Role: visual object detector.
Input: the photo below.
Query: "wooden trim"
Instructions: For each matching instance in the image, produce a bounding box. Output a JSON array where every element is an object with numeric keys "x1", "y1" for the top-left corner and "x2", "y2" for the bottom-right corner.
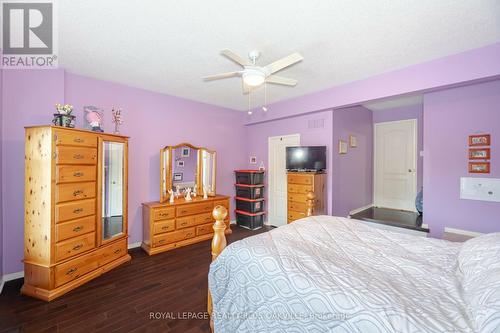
[{"x1": 25, "y1": 125, "x2": 129, "y2": 139}]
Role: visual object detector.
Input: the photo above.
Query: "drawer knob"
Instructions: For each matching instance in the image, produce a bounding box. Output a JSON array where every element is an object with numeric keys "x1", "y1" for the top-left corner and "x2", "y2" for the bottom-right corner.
[
  {"x1": 73, "y1": 244, "x2": 83, "y2": 251},
  {"x1": 73, "y1": 208, "x2": 83, "y2": 214},
  {"x1": 205, "y1": 217, "x2": 211, "y2": 222},
  {"x1": 181, "y1": 222, "x2": 187, "y2": 226},
  {"x1": 73, "y1": 190, "x2": 83, "y2": 196},
  {"x1": 158, "y1": 239, "x2": 166, "y2": 244},
  {"x1": 66, "y1": 267, "x2": 78, "y2": 275},
  {"x1": 73, "y1": 226, "x2": 83, "y2": 232},
  {"x1": 161, "y1": 226, "x2": 168, "y2": 230},
  {"x1": 114, "y1": 249, "x2": 121, "y2": 254},
  {"x1": 73, "y1": 137, "x2": 84, "y2": 143},
  {"x1": 186, "y1": 233, "x2": 193, "y2": 237},
  {"x1": 73, "y1": 172, "x2": 84, "y2": 177},
  {"x1": 160, "y1": 213, "x2": 167, "y2": 217},
  {"x1": 73, "y1": 154, "x2": 84, "y2": 159},
  {"x1": 180, "y1": 210, "x2": 187, "y2": 214}
]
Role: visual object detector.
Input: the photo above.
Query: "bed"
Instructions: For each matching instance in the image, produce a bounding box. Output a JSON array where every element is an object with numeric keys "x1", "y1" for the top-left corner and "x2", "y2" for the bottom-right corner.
[{"x1": 207, "y1": 203, "x2": 500, "y2": 332}]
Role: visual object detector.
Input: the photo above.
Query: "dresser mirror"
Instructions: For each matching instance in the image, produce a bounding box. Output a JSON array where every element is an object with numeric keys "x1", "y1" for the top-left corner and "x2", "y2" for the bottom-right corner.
[
  {"x1": 160, "y1": 143, "x2": 216, "y2": 203},
  {"x1": 102, "y1": 141, "x2": 125, "y2": 240}
]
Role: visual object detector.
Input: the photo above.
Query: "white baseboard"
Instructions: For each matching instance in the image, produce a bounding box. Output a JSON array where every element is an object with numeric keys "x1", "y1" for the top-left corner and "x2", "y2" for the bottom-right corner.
[
  {"x1": 0, "y1": 270, "x2": 24, "y2": 294},
  {"x1": 230, "y1": 219, "x2": 236, "y2": 225},
  {"x1": 348, "y1": 204, "x2": 373, "y2": 217},
  {"x1": 128, "y1": 242, "x2": 142, "y2": 249},
  {"x1": 444, "y1": 227, "x2": 483, "y2": 237}
]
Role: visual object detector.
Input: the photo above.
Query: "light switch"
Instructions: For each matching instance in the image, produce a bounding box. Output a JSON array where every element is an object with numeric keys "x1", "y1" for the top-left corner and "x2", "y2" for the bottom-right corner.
[{"x1": 460, "y1": 177, "x2": 500, "y2": 202}]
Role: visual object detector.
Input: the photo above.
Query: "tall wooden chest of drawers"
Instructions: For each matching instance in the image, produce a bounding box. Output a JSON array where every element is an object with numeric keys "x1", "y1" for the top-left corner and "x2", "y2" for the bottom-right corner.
[
  {"x1": 142, "y1": 195, "x2": 231, "y2": 255},
  {"x1": 287, "y1": 172, "x2": 326, "y2": 223},
  {"x1": 22, "y1": 126, "x2": 131, "y2": 301}
]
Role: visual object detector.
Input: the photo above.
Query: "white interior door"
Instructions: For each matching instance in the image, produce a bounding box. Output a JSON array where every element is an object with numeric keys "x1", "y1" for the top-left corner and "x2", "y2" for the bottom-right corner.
[
  {"x1": 374, "y1": 119, "x2": 417, "y2": 211},
  {"x1": 268, "y1": 134, "x2": 300, "y2": 227}
]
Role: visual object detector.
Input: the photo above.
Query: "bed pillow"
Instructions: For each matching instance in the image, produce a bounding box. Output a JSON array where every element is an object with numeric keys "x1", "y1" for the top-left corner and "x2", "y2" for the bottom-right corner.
[{"x1": 458, "y1": 232, "x2": 500, "y2": 333}]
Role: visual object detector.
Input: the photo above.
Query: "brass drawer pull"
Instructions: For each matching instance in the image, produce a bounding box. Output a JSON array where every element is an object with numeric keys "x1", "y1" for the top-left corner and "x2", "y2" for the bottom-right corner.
[
  {"x1": 73, "y1": 244, "x2": 83, "y2": 251},
  {"x1": 161, "y1": 226, "x2": 168, "y2": 230},
  {"x1": 73, "y1": 154, "x2": 84, "y2": 159},
  {"x1": 204, "y1": 217, "x2": 211, "y2": 222},
  {"x1": 186, "y1": 233, "x2": 194, "y2": 237},
  {"x1": 66, "y1": 267, "x2": 78, "y2": 275},
  {"x1": 73, "y1": 208, "x2": 83, "y2": 214},
  {"x1": 73, "y1": 226, "x2": 83, "y2": 232},
  {"x1": 73, "y1": 172, "x2": 84, "y2": 177},
  {"x1": 159, "y1": 213, "x2": 168, "y2": 217},
  {"x1": 158, "y1": 239, "x2": 166, "y2": 244},
  {"x1": 181, "y1": 222, "x2": 187, "y2": 226},
  {"x1": 73, "y1": 137, "x2": 84, "y2": 143},
  {"x1": 73, "y1": 190, "x2": 83, "y2": 196},
  {"x1": 180, "y1": 210, "x2": 188, "y2": 214},
  {"x1": 114, "y1": 249, "x2": 121, "y2": 254}
]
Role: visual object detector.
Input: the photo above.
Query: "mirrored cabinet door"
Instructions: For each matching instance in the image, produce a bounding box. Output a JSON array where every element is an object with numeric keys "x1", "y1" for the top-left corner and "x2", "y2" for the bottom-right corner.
[{"x1": 101, "y1": 140, "x2": 125, "y2": 241}]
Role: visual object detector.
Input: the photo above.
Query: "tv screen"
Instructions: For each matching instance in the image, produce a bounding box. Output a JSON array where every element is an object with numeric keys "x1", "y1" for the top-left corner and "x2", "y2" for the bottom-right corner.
[{"x1": 286, "y1": 146, "x2": 326, "y2": 171}]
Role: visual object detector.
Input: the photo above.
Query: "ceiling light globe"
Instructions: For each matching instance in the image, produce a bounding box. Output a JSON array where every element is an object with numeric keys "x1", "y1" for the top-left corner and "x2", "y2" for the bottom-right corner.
[{"x1": 243, "y1": 71, "x2": 265, "y2": 87}]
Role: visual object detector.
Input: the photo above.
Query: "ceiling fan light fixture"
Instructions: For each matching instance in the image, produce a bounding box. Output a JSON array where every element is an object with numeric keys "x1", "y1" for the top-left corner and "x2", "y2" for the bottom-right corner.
[{"x1": 243, "y1": 70, "x2": 266, "y2": 87}]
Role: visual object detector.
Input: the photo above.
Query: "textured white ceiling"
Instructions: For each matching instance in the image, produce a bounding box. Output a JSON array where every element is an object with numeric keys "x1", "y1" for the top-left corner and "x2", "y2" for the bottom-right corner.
[
  {"x1": 363, "y1": 95, "x2": 423, "y2": 111},
  {"x1": 58, "y1": 0, "x2": 500, "y2": 111}
]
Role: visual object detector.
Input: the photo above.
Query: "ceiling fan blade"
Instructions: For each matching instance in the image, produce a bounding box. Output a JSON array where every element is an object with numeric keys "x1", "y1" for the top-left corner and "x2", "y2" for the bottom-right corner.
[
  {"x1": 265, "y1": 52, "x2": 303, "y2": 74},
  {"x1": 266, "y1": 75, "x2": 298, "y2": 86},
  {"x1": 203, "y1": 71, "x2": 241, "y2": 81},
  {"x1": 221, "y1": 49, "x2": 252, "y2": 66}
]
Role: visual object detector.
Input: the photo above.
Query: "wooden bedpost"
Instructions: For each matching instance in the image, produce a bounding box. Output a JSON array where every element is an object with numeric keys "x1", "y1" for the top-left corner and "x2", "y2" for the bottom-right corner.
[
  {"x1": 208, "y1": 205, "x2": 228, "y2": 332},
  {"x1": 306, "y1": 191, "x2": 316, "y2": 217}
]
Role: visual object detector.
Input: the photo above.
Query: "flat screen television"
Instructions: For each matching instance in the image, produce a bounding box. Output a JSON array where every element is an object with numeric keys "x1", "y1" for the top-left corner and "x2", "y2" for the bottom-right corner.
[{"x1": 286, "y1": 146, "x2": 326, "y2": 171}]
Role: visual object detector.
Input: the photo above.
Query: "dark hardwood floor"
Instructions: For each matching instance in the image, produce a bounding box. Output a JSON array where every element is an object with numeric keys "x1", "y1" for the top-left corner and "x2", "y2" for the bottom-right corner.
[{"x1": 0, "y1": 226, "x2": 270, "y2": 333}]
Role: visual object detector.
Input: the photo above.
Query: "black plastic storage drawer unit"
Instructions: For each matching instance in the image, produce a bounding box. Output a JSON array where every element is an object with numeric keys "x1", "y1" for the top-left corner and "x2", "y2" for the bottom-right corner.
[
  {"x1": 235, "y1": 184, "x2": 264, "y2": 199},
  {"x1": 234, "y1": 170, "x2": 265, "y2": 185},
  {"x1": 236, "y1": 210, "x2": 265, "y2": 230},
  {"x1": 235, "y1": 197, "x2": 265, "y2": 213}
]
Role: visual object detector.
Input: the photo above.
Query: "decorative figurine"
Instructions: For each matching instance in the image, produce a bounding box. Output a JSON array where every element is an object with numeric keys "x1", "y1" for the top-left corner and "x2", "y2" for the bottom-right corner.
[
  {"x1": 83, "y1": 106, "x2": 104, "y2": 132},
  {"x1": 111, "y1": 107, "x2": 124, "y2": 134},
  {"x1": 175, "y1": 185, "x2": 181, "y2": 198},
  {"x1": 185, "y1": 188, "x2": 192, "y2": 201},
  {"x1": 168, "y1": 189, "x2": 175, "y2": 204},
  {"x1": 203, "y1": 186, "x2": 208, "y2": 200},
  {"x1": 52, "y1": 103, "x2": 75, "y2": 128},
  {"x1": 192, "y1": 186, "x2": 197, "y2": 198}
]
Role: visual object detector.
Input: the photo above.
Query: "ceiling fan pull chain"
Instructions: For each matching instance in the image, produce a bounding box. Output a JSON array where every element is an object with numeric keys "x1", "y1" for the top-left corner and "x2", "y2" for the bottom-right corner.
[{"x1": 247, "y1": 90, "x2": 252, "y2": 115}]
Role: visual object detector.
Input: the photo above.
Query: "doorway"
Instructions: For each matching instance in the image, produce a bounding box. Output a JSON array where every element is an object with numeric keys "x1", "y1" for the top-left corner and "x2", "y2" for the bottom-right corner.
[
  {"x1": 268, "y1": 134, "x2": 300, "y2": 227},
  {"x1": 374, "y1": 119, "x2": 417, "y2": 211}
]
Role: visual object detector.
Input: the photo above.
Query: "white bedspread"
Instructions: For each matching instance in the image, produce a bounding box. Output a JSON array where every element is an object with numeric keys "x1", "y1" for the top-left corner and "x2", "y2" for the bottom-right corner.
[{"x1": 209, "y1": 216, "x2": 475, "y2": 333}]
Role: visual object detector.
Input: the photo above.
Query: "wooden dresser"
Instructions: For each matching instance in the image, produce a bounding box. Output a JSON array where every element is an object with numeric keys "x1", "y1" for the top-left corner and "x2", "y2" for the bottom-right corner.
[
  {"x1": 142, "y1": 195, "x2": 231, "y2": 255},
  {"x1": 22, "y1": 126, "x2": 131, "y2": 301},
  {"x1": 287, "y1": 172, "x2": 326, "y2": 223}
]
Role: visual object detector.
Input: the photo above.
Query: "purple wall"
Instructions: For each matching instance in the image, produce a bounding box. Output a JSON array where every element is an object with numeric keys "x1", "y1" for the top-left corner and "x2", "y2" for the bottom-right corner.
[
  {"x1": 245, "y1": 106, "x2": 374, "y2": 218},
  {"x1": 246, "y1": 42, "x2": 500, "y2": 125},
  {"x1": 0, "y1": 70, "x2": 246, "y2": 275},
  {"x1": 332, "y1": 106, "x2": 373, "y2": 216},
  {"x1": 246, "y1": 110, "x2": 334, "y2": 214},
  {"x1": 2, "y1": 70, "x2": 65, "y2": 275},
  {"x1": 423, "y1": 79, "x2": 500, "y2": 237},
  {"x1": 373, "y1": 104, "x2": 424, "y2": 189}
]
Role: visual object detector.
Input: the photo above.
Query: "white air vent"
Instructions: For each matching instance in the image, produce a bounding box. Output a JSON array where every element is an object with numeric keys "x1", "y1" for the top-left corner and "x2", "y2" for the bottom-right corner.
[{"x1": 308, "y1": 118, "x2": 325, "y2": 129}]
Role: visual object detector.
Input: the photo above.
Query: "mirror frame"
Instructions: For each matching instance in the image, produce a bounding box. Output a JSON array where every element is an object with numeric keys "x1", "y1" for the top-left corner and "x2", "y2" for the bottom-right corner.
[{"x1": 160, "y1": 143, "x2": 216, "y2": 203}]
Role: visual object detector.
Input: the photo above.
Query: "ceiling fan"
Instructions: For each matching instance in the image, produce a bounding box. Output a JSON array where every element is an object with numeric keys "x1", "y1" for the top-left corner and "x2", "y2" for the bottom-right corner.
[{"x1": 203, "y1": 50, "x2": 303, "y2": 94}]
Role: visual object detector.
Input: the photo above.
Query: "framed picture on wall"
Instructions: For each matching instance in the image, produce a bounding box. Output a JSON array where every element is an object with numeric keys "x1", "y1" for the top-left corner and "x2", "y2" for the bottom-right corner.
[
  {"x1": 181, "y1": 147, "x2": 190, "y2": 157},
  {"x1": 177, "y1": 160, "x2": 185, "y2": 167},
  {"x1": 338, "y1": 140, "x2": 348, "y2": 154},
  {"x1": 249, "y1": 156, "x2": 257, "y2": 164},
  {"x1": 469, "y1": 148, "x2": 491, "y2": 160},
  {"x1": 173, "y1": 173, "x2": 183, "y2": 181},
  {"x1": 469, "y1": 134, "x2": 491, "y2": 146},
  {"x1": 469, "y1": 162, "x2": 490, "y2": 174}
]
